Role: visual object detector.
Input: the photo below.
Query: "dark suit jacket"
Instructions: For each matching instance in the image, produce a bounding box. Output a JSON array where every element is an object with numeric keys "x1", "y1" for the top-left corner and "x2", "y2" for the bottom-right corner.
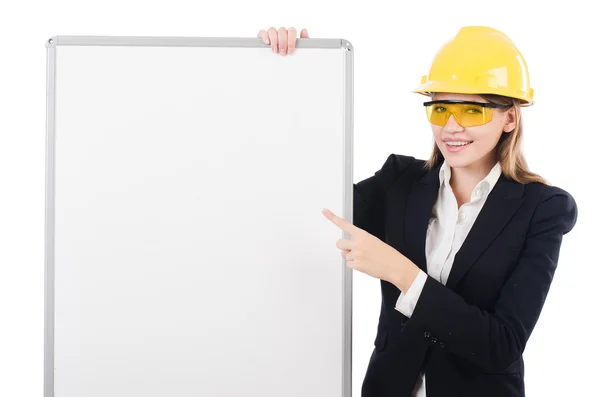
[{"x1": 353, "y1": 154, "x2": 578, "y2": 397}]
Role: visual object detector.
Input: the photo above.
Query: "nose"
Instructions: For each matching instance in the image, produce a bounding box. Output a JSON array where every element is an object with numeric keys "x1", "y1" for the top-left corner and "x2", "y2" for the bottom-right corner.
[{"x1": 443, "y1": 113, "x2": 464, "y2": 132}]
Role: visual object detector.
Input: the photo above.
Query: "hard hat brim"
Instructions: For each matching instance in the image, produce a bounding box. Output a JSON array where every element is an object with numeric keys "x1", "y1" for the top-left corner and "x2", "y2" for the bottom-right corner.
[{"x1": 412, "y1": 81, "x2": 534, "y2": 107}]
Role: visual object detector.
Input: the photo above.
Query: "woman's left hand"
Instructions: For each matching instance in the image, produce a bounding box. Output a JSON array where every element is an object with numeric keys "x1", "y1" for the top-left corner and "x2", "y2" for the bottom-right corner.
[{"x1": 321, "y1": 208, "x2": 421, "y2": 292}]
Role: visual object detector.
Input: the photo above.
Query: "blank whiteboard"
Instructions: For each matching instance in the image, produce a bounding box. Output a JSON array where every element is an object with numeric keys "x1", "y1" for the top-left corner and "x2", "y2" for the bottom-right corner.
[{"x1": 44, "y1": 36, "x2": 354, "y2": 397}]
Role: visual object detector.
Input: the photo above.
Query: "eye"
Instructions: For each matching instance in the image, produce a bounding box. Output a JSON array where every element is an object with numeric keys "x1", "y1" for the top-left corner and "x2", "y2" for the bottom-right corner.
[
  {"x1": 433, "y1": 106, "x2": 447, "y2": 113},
  {"x1": 465, "y1": 107, "x2": 482, "y2": 114}
]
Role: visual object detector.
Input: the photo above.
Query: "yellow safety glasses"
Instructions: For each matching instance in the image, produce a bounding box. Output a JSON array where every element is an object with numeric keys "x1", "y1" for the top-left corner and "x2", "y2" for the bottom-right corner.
[{"x1": 423, "y1": 100, "x2": 512, "y2": 127}]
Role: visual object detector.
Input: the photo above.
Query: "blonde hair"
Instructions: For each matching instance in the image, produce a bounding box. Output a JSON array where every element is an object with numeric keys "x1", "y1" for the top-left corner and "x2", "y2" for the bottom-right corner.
[{"x1": 423, "y1": 93, "x2": 550, "y2": 185}]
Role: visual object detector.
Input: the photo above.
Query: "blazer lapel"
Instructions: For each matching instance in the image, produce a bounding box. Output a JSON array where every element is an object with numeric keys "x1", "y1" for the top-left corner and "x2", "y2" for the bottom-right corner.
[
  {"x1": 445, "y1": 175, "x2": 525, "y2": 290},
  {"x1": 404, "y1": 164, "x2": 441, "y2": 273}
]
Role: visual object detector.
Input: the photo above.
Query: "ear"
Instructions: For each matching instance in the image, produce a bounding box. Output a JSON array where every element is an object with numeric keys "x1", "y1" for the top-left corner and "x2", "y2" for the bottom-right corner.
[{"x1": 503, "y1": 107, "x2": 517, "y2": 133}]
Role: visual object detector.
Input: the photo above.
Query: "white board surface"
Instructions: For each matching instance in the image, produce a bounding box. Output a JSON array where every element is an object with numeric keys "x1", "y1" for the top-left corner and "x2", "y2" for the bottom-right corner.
[{"x1": 45, "y1": 36, "x2": 354, "y2": 397}]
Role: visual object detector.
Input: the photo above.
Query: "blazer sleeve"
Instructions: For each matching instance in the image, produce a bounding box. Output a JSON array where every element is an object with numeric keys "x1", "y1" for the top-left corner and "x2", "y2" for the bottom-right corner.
[
  {"x1": 402, "y1": 186, "x2": 578, "y2": 373},
  {"x1": 353, "y1": 154, "x2": 414, "y2": 240}
]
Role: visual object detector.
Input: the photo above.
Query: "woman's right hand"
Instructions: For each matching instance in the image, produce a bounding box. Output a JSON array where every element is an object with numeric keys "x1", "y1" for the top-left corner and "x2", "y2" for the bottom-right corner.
[{"x1": 257, "y1": 27, "x2": 309, "y2": 56}]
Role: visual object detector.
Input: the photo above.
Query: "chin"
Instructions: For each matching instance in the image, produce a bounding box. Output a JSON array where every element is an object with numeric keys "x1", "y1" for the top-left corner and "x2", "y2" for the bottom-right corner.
[{"x1": 442, "y1": 155, "x2": 474, "y2": 169}]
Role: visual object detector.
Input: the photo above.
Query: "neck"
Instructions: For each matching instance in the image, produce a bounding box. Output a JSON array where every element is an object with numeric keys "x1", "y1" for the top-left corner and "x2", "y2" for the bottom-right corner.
[{"x1": 448, "y1": 156, "x2": 497, "y2": 193}]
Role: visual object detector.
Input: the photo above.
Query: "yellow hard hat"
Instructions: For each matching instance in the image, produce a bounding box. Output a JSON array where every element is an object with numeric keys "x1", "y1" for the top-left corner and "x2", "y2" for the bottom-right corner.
[{"x1": 413, "y1": 26, "x2": 534, "y2": 106}]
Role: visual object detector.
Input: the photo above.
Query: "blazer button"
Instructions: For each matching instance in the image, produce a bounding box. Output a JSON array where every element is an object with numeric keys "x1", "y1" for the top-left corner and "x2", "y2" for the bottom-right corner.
[
  {"x1": 439, "y1": 342, "x2": 445, "y2": 348},
  {"x1": 423, "y1": 331, "x2": 431, "y2": 338},
  {"x1": 431, "y1": 337, "x2": 438, "y2": 343}
]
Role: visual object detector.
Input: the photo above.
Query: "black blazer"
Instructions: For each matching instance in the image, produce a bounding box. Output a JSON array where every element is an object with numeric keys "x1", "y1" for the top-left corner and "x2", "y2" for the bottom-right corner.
[{"x1": 354, "y1": 154, "x2": 578, "y2": 397}]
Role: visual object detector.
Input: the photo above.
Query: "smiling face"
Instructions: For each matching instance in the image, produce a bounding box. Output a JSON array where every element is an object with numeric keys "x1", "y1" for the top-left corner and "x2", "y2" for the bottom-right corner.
[{"x1": 430, "y1": 92, "x2": 516, "y2": 171}]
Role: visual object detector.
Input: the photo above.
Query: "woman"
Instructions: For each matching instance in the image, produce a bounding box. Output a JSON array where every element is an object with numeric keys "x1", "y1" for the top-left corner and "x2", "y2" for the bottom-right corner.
[{"x1": 257, "y1": 26, "x2": 578, "y2": 397}]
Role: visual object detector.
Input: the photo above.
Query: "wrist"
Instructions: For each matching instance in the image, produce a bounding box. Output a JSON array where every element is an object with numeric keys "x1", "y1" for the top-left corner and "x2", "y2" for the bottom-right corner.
[{"x1": 393, "y1": 261, "x2": 420, "y2": 293}]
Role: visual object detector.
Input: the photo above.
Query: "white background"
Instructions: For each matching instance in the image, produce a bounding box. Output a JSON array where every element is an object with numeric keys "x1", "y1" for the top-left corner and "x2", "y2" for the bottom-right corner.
[{"x1": 1, "y1": 1, "x2": 597, "y2": 396}]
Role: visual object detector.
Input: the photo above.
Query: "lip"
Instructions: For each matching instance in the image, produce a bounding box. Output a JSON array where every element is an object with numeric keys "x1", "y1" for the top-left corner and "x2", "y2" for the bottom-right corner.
[
  {"x1": 444, "y1": 140, "x2": 472, "y2": 153},
  {"x1": 443, "y1": 138, "x2": 473, "y2": 142}
]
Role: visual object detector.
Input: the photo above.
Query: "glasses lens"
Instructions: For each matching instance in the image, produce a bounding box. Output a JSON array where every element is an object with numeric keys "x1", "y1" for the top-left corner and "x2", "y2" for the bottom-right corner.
[{"x1": 425, "y1": 103, "x2": 493, "y2": 127}]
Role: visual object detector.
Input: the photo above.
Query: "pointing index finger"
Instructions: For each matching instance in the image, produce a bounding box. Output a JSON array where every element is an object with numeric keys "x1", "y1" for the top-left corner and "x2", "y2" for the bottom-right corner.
[{"x1": 322, "y1": 208, "x2": 360, "y2": 235}]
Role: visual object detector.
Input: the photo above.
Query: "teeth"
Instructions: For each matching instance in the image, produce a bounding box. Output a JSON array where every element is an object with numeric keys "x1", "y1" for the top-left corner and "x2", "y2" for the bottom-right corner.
[{"x1": 446, "y1": 141, "x2": 471, "y2": 146}]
